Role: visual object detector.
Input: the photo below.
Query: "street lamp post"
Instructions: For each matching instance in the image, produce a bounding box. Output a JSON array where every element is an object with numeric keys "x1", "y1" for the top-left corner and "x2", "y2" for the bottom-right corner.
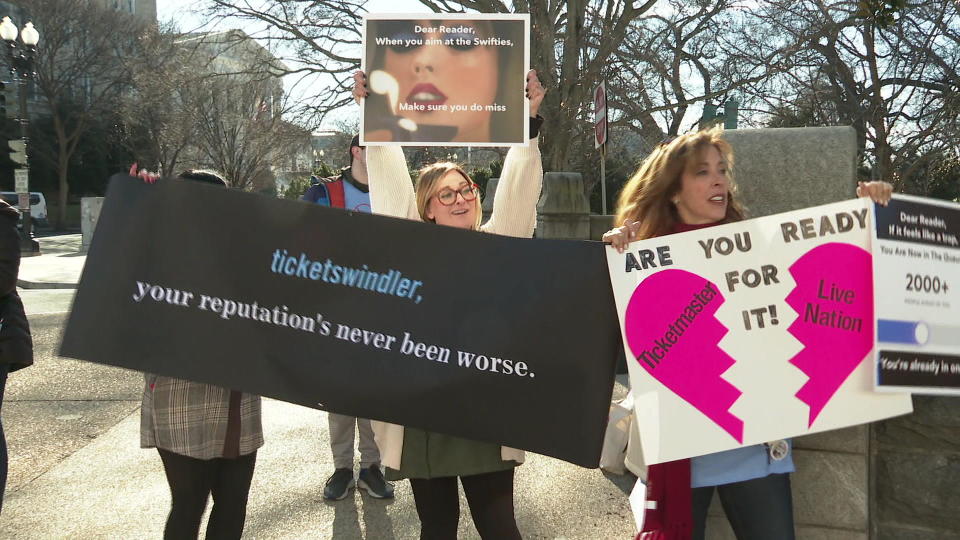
[{"x1": 0, "y1": 16, "x2": 39, "y2": 254}]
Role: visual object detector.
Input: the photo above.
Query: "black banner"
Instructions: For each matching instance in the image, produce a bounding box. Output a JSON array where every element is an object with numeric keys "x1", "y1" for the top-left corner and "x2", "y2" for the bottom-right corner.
[{"x1": 60, "y1": 175, "x2": 621, "y2": 468}]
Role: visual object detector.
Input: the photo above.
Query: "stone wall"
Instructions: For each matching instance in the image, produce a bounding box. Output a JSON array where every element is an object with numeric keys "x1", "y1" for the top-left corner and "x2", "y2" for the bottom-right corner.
[
  {"x1": 704, "y1": 427, "x2": 871, "y2": 540},
  {"x1": 871, "y1": 397, "x2": 960, "y2": 539},
  {"x1": 590, "y1": 215, "x2": 614, "y2": 241},
  {"x1": 534, "y1": 126, "x2": 862, "y2": 240},
  {"x1": 721, "y1": 126, "x2": 858, "y2": 217}
]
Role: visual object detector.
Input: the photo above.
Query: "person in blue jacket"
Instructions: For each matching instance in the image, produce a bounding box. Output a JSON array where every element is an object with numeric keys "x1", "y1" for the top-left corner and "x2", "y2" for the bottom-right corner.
[
  {"x1": 301, "y1": 135, "x2": 393, "y2": 501},
  {"x1": 302, "y1": 135, "x2": 372, "y2": 214}
]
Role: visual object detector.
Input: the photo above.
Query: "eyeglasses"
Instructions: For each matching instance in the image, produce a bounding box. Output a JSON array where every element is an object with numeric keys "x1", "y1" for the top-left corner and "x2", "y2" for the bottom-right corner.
[{"x1": 435, "y1": 183, "x2": 480, "y2": 206}]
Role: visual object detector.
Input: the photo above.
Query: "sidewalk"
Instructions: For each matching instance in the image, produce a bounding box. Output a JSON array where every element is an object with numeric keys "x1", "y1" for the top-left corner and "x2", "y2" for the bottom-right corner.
[
  {"x1": 18, "y1": 233, "x2": 85, "y2": 289},
  {"x1": 1, "y1": 399, "x2": 637, "y2": 539},
  {"x1": 5, "y1": 233, "x2": 640, "y2": 538}
]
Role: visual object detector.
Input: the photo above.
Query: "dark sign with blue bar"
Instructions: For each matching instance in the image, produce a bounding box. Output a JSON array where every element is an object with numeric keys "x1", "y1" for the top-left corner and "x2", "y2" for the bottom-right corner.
[{"x1": 873, "y1": 195, "x2": 960, "y2": 395}]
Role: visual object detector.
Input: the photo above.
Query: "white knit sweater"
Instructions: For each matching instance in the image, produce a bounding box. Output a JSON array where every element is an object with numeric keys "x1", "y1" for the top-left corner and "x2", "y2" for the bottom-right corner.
[{"x1": 367, "y1": 138, "x2": 544, "y2": 470}]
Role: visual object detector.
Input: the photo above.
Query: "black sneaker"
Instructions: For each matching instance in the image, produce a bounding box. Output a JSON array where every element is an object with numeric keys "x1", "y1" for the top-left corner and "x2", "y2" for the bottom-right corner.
[
  {"x1": 358, "y1": 465, "x2": 394, "y2": 499},
  {"x1": 323, "y1": 468, "x2": 355, "y2": 500}
]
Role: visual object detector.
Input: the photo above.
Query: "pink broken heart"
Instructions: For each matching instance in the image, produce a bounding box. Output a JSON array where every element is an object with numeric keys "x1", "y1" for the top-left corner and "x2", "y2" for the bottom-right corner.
[
  {"x1": 786, "y1": 242, "x2": 874, "y2": 427},
  {"x1": 624, "y1": 269, "x2": 744, "y2": 443}
]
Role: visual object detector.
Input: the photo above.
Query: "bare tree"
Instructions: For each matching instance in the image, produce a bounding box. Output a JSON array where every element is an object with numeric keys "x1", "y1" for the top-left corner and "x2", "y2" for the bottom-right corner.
[
  {"x1": 610, "y1": 1, "x2": 793, "y2": 148},
  {"x1": 119, "y1": 24, "x2": 315, "y2": 191},
  {"x1": 120, "y1": 24, "x2": 200, "y2": 177},
  {"x1": 856, "y1": 0, "x2": 909, "y2": 28},
  {"x1": 729, "y1": 0, "x2": 958, "y2": 189},
  {"x1": 517, "y1": 0, "x2": 658, "y2": 171},
  {"x1": 21, "y1": 0, "x2": 146, "y2": 229},
  {"x1": 183, "y1": 75, "x2": 304, "y2": 191},
  {"x1": 203, "y1": 0, "x2": 365, "y2": 122},
  {"x1": 201, "y1": 0, "x2": 659, "y2": 173},
  {"x1": 190, "y1": 0, "x2": 957, "y2": 202},
  {"x1": 881, "y1": 1, "x2": 960, "y2": 189}
]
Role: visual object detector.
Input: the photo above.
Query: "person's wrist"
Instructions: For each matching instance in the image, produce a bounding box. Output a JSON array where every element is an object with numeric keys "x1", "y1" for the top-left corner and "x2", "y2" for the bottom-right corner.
[{"x1": 529, "y1": 115, "x2": 545, "y2": 139}]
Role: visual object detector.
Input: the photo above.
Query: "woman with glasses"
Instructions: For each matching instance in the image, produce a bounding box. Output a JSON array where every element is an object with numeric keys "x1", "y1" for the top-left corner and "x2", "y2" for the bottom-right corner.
[
  {"x1": 604, "y1": 127, "x2": 892, "y2": 540},
  {"x1": 352, "y1": 69, "x2": 545, "y2": 540}
]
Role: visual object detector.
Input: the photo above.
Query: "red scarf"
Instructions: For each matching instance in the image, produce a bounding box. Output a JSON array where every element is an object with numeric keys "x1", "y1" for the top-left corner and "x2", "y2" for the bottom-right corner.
[
  {"x1": 637, "y1": 459, "x2": 692, "y2": 539},
  {"x1": 669, "y1": 222, "x2": 716, "y2": 234},
  {"x1": 636, "y1": 220, "x2": 721, "y2": 540}
]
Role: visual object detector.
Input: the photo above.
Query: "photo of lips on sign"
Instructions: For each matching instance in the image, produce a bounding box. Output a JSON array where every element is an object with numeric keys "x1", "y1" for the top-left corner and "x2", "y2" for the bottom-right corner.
[{"x1": 361, "y1": 14, "x2": 530, "y2": 147}]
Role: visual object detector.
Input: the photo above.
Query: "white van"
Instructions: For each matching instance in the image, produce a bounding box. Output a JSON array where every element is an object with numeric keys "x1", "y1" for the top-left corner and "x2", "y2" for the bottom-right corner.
[{"x1": 0, "y1": 192, "x2": 49, "y2": 228}]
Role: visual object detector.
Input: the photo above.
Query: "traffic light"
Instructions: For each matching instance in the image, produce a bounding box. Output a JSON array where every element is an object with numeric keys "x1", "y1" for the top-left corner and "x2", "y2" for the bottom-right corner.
[{"x1": 8, "y1": 139, "x2": 26, "y2": 166}]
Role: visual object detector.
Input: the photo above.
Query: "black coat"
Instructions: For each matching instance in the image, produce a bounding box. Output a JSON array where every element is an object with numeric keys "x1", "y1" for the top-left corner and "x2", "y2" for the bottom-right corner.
[{"x1": 0, "y1": 200, "x2": 31, "y2": 371}]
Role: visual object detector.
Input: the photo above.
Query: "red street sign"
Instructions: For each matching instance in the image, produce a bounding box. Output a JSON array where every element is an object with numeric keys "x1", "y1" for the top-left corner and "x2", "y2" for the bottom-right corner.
[{"x1": 594, "y1": 82, "x2": 607, "y2": 148}]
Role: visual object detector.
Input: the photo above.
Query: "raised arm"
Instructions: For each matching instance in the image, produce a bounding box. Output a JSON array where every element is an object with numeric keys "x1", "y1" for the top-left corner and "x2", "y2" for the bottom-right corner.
[
  {"x1": 367, "y1": 145, "x2": 419, "y2": 220},
  {"x1": 355, "y1": 71, "x2": 419, "y2": 220},
  {"x1": 480, "y1": 133, "x2": 543, "y2": 237},
  {"x1": 480, "y1": 70, "x2": 546, "y2": 238}
]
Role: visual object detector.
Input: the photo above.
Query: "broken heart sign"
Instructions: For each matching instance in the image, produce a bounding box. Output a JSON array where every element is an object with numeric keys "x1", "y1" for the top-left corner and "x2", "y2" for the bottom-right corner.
[
  {"x1": 624, "y1": 269, "x2": 745, "y2": 443},
  {"x1": 786, "y1": 242, "x2": 874, "y2": 426}
]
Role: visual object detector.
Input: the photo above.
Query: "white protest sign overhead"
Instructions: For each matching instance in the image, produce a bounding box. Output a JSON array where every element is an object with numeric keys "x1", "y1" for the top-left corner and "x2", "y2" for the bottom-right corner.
[{"x1": 361, "y1": 14, "x2": 530, "y2": 147}]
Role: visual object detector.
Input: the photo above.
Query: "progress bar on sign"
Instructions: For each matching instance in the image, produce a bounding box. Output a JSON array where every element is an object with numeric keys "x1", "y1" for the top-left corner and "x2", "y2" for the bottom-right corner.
[{"x1": 877, "y1": 320, "x2": 960, "y2": 347}]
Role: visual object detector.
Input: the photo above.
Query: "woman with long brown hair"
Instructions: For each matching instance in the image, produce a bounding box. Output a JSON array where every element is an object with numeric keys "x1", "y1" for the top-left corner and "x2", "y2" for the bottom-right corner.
[
  {"x1": 604, "y1": 126, "x2": 891, "y2": 540},
  {"x1": 607, "y1": 128, "x2": 745, "y2": 250}
]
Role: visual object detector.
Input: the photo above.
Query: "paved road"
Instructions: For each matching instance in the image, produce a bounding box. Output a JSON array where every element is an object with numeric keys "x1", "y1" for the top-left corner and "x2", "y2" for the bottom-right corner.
[{"x1": 0, "y1": 234, "x2": 638, "y2": 539}]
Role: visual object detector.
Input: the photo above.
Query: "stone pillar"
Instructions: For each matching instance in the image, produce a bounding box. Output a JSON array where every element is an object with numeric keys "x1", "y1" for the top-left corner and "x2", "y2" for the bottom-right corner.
[
  {"x1": 481, "y1": 177, "x2": 499, "y2": 223},
  {"x1": 704, "y1": 126, "x2": 869, "y2": 539},
  {"x1": 590, "y1": 215, "x2": 615, "y2": 241},
  {"x1": 721, "y1": 126, "x2": 857, "y2": 215},
  {"x1": 536, "y1": 172, "x2": 590, "y2": 240},
  {"x1": 81, "y1": 197, "x2": 104, "y2": 253}
]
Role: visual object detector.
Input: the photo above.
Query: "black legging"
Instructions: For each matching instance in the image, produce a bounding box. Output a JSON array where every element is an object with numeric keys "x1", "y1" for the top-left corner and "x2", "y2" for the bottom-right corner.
[
  {"x1": 157, "y1": 448, "x2": 257, "y2": 540},
  {"x1": 409, "y1": 468, "x2": 522, "y2": 540},
  {"x1": 692, "y1": 473, "x2": 795, "y2": 540}
]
